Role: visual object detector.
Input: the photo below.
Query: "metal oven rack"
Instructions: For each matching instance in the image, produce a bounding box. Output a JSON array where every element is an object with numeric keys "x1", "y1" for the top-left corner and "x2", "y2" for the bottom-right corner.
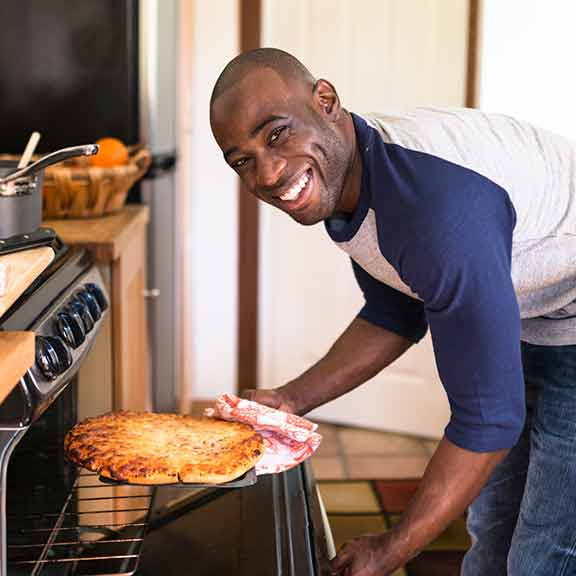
[{"x1": 7, "y1": 473, "x2": 153, "y2": 575}]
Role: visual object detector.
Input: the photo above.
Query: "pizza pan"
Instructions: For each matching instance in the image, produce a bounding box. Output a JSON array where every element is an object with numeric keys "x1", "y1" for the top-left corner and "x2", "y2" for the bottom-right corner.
[{"x1": 97, "y1": 466, "x2": 258, "y2": 488}]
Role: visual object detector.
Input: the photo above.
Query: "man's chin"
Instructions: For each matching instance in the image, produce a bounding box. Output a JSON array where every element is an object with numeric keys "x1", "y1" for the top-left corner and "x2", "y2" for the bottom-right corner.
[{"x1": 288, "y1": 209, "x2": 325, "y2": 226}]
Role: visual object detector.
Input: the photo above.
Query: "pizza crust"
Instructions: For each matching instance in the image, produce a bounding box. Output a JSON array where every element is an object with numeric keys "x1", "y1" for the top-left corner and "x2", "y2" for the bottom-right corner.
[{"x1": 64, "y1": 411, "x2": 264, "y2": 485}]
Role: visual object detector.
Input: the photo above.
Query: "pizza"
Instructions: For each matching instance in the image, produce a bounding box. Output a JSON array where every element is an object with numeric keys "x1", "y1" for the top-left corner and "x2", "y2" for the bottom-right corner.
[{"x1": 64, "y1": 411, "x2": 264, "y2": 485}]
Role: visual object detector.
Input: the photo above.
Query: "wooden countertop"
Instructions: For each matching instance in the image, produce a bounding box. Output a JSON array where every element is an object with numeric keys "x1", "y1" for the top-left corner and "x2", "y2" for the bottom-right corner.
[
  {"x1": 0, "y1": 332, "x2": 35, "y2": 405},
  {"x1": 44, "y1": 205, "x2": 150, "y2": 263},
  {"x1": 0, "y1": 247, "x2": 55, "y2": 318}
]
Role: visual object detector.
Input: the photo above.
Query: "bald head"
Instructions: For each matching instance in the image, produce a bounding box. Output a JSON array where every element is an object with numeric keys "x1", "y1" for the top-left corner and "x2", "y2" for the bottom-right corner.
[{"x1": 210, "y1": 48, "x2": 316, "y2": 108}]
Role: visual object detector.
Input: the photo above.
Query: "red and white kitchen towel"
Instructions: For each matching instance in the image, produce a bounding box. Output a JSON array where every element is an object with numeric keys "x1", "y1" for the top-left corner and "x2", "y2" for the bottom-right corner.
[{"x1": 205, "y1": 393, "x2": 322, "y2": 475}]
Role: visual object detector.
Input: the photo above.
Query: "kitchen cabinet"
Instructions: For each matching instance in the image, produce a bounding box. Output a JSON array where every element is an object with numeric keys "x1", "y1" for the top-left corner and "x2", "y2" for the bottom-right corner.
[{"x1": 44, "y1": 205, "x2": 152, "y2": 414}]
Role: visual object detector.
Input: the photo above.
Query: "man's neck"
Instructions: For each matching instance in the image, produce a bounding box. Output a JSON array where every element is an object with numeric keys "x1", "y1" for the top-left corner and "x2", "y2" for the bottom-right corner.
[{"x1": 334, "y1": 110, "x2": 362, "y2": 216}]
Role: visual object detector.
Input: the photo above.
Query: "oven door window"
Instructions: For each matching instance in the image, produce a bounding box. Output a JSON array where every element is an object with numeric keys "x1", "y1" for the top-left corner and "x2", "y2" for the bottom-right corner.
[{"x1": 6, "y1": 376, "x2": 78, "y2": 573}]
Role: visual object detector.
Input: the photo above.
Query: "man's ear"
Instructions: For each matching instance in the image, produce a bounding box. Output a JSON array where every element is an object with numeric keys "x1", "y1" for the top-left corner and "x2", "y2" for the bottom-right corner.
[{"x1": 312, "y1": 79, "x2": 341, "y2": 120}]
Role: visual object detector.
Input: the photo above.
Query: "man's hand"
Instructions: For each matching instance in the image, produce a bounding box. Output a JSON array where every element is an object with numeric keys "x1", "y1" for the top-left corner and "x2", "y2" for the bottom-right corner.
[
  {"x1": 241, "y1": 387, "x2": 298, "y2": 413},
  {"x1": 330, "y1": 533, "x2": 402, "y2": 576},
  {"x1": 329, "y1": 437, "x2": 508, "y2": 575}
]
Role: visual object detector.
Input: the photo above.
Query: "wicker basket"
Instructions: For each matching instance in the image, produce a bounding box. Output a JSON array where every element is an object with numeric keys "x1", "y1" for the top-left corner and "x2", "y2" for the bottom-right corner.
[
  {"x1": 0, "y1": 147, "x2": 151, "y2": 220},
  {"x1": 42, "y1": 147, "x2": 151, "y2": 219}
]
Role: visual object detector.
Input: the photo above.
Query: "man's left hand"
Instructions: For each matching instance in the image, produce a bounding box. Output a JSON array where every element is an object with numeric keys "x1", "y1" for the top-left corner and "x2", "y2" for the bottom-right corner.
[{"x1": 330, "y1": 533, "x2": 403, "y2": 576}]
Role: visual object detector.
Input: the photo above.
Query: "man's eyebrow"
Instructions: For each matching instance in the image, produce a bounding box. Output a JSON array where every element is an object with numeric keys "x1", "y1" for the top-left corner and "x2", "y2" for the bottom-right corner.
[
  {"x1": 250, "y1": 114, "x2": 288, "y2": 137},
  {"x1": 223, "y1": 115, "x2": 289, "y2": 161}
]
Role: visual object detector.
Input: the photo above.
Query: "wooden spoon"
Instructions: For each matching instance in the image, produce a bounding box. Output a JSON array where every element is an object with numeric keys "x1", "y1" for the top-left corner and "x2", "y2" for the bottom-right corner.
[{"x1": 18, "y1": 131, "x2": 41, "y2": 169}]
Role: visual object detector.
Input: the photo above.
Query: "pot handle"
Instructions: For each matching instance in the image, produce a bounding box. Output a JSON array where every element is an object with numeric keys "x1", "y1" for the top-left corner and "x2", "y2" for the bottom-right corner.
[{"x1": 0, "y1": 144, "x2": 99, "y2": 187}]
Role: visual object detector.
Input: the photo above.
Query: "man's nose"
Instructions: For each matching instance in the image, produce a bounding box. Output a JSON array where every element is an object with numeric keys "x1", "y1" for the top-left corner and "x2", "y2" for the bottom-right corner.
[{"x1": 256, "y1": 154, "x2": 287, "y2": 189}]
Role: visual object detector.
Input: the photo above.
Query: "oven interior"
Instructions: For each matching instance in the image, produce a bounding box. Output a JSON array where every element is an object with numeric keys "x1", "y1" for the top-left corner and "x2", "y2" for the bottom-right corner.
[{"x1": 5, "y1": 379, "x2": 153, "y2": 576}]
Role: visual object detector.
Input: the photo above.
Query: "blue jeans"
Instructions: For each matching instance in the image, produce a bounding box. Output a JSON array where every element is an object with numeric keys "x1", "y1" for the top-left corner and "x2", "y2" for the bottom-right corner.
[{"x1": 462, "y1": 342, "x2": 576, "y2": 576}]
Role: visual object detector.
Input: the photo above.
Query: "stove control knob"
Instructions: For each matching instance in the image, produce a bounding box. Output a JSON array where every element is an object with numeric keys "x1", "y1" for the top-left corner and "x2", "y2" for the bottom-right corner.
[
  {"x1": 77, "y1": 289, "x2": 102, "y2": 321},
  {"x1": 36, "y1": 336, "x2": 73, "y2": 380},
  {"x1": 56, "y1": 311, "x2": 86, "y2": 349},
  {"x1": 85, "y1": 282, "x2": 108, "y2": 311},
  {"x1": 68, "y1": 298, "x2": 95, "y2": 333}
]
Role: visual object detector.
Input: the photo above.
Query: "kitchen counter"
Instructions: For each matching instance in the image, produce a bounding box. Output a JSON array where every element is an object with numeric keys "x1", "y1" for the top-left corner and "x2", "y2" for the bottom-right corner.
[
  {"x1": 44, "y1": 204, "x2": 149, "y2": 264},
  {"x1": 0, "y1": 246, "x2": 55, "y2": 317}
]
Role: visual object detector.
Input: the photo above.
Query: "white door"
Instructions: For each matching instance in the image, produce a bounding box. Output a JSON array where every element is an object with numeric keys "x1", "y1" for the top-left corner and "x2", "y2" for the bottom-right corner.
[{"x1": 258, "y1": 0, "x2": 470, "y2": 437}]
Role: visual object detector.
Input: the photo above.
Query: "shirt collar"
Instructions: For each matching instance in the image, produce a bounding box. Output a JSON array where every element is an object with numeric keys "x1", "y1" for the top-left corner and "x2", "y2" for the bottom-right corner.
[{"x1": 324, "y1": 112, "x2": 375, "y2": 243}]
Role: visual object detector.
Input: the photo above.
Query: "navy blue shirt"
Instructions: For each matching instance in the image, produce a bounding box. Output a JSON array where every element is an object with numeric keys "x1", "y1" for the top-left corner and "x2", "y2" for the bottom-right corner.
[{"x1": 325, "y1": 112, "x2": 525, "y2": 453}]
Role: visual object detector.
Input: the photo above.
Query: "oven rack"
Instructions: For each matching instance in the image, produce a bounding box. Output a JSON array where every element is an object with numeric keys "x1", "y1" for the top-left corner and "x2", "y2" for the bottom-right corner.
[{"x1": 7, "y1": 473, "x2": 154, "y2": 575}]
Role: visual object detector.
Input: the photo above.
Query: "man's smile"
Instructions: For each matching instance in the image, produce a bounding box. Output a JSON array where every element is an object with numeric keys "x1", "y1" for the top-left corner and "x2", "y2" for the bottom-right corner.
[{"x1": 271, "y1": 167, "x2": 314, "y2": 212}]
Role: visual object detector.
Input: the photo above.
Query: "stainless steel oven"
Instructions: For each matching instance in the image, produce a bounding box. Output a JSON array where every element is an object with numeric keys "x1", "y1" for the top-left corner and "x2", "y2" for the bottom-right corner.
[{"x1": 0, "y1": 239, "x2": 153, "y2": 576}]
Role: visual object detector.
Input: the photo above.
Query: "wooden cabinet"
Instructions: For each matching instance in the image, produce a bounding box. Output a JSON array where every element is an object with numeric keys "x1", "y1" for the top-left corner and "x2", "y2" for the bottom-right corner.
[{"x1": 45, "y1": 205, "x2": 152, "y2": 414}]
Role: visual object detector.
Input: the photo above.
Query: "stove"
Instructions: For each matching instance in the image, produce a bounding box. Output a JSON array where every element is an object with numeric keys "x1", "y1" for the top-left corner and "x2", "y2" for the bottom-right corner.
[{"x1": 0, "y1": 237, "x2": 154, "y2": 576}]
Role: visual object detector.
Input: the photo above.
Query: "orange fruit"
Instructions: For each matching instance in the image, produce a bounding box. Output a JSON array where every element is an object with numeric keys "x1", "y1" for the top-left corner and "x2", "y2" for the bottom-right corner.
[{"x1": 90, "y1": 137, "x2": 129, "y2": 167}]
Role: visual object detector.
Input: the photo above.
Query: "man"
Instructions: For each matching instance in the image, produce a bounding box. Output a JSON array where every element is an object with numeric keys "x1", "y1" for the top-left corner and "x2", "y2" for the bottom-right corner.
[{"x1": 209, "y1": 48, "x2": 576, "y2": 576}]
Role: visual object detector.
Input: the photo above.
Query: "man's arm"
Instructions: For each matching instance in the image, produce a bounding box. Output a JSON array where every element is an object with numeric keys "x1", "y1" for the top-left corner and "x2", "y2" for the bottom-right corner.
[
  {"x1": 331, "y1": 437, "x2": 507, "y2": 574},
  {"x1": 244, "y1": 316, "x2": 412, "y2": 414},
  {"x1": 330, "y1": 184, "x2": 525, "y2": 574}
]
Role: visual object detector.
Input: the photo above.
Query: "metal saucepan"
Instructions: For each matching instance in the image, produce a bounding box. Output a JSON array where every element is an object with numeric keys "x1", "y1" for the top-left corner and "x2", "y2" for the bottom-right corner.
[{"x1": 0, "y1": 144, "x2": 99, "y2": 239}]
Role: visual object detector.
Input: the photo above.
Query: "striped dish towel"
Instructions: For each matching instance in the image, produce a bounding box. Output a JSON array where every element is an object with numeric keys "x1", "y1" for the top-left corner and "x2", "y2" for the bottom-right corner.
[{"x1": 205, "y1": 393, "x2": 322, "y2": 475}]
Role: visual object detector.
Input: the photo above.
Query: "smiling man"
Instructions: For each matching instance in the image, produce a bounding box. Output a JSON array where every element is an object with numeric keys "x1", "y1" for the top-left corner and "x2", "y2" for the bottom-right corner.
[
  {"x1": 211, "y1": 52, "x2": 360, "y2": 225},
  {"x1": 210, "y1": 48, "x2": 576, "y2": 576}
]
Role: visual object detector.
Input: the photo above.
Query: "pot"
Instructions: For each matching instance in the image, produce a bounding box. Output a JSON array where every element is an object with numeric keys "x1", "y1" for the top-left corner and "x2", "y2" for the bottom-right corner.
[{"x1": 0, "y1": 145, "x2": 98, "y2": 239}]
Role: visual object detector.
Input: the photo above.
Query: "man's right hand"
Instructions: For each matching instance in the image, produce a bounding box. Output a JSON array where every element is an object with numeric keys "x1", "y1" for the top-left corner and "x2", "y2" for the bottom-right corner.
[{"x1": 241, "y1": 388, "x2": 298, "y2": 414}]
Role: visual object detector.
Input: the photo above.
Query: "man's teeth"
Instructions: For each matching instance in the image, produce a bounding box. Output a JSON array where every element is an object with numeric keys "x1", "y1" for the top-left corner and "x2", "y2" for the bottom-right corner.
[{"x1": 279, "y1": 171, "x2": 309, "y2": 201}]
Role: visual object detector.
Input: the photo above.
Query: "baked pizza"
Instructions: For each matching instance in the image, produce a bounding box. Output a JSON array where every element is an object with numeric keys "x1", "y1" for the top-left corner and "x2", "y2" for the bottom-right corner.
[{"x1": 64, "y1": 411, "x2": 264, "y2": 485}]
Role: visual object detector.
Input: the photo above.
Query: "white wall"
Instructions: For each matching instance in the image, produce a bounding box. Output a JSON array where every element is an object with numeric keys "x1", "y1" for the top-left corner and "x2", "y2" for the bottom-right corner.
[
  {"x1": 181, "y1": 0, "x2": 239, "y2": 401},
  {"x1": 262, "y1": 0, "x2": 469, "y2": 112},
  {"x1": 480, "y1": 1, "x2": 576, "y2": 138}
]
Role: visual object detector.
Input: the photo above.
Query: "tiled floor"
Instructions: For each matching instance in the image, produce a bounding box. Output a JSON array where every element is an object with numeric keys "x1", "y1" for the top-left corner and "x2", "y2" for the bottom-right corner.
[
  {"x1": 318, "y1": 478, "x2": 470, "y2": 576},
  {"x1": 311, "y1": 421, "x2": 469, "y2": 576},
  {"x1": 310, "y1": 420, "x2": 438, "y2": 480}
]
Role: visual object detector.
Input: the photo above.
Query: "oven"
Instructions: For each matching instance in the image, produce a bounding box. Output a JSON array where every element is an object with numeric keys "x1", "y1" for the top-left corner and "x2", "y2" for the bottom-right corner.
[
  {"x1": 0, "y1": 237, "x2": 153, "y2": 576},
  {"x1": 0, "y1": 235, "x2": 333, "y2": 576}
]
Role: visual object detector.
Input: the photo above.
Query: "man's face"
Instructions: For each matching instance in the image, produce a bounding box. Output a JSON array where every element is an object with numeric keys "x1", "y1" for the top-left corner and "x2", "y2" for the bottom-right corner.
[{"x1": 210, "y1": 68, "x2": 352, "y2": 225}]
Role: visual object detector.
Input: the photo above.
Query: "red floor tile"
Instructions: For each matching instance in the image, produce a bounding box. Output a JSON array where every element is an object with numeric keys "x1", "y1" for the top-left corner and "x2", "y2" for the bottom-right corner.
[{"x1": 373, "y1": 478, "x2": 421, "y2": 514}]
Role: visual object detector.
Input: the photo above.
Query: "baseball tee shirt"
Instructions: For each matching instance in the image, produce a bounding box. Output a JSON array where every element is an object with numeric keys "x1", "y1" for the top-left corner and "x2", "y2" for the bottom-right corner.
[{"x1": 325, "y1": 109, "x2": 576, "y2": 452}]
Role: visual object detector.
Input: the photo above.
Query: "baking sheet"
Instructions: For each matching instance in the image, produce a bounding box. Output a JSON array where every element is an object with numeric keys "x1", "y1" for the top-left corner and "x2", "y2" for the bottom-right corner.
[{"x1": 97, "y1": 466, "x2": 257, "y2": 488}]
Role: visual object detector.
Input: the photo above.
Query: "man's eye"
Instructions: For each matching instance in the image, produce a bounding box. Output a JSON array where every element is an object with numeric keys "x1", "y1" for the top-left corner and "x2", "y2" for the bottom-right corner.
[
  {"x1": 231, "y1": 158, "x2": 248, "y2": 169},
  {"x1": 269, "y1": 126, "x2": 287, "y2": 144}
]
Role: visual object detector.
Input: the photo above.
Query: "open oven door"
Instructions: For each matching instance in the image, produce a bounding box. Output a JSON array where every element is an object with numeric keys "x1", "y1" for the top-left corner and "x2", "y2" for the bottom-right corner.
[{"x1": 137, "y1": 463, "x2": 333, "y2": 576}]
